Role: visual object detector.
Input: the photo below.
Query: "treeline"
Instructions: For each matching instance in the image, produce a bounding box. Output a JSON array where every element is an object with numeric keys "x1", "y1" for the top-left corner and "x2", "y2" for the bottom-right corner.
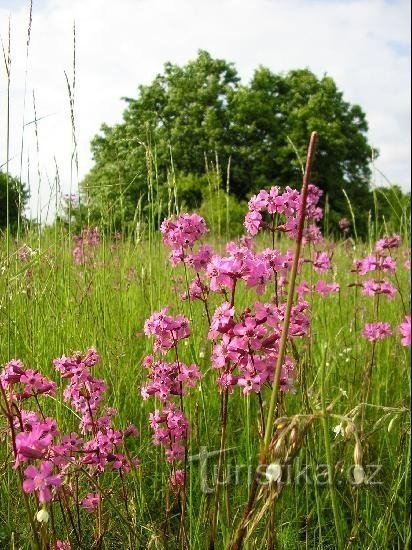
[
  {"x1": 77, "y1": 50, "x2": 407, "y2": 236},
  {"x1": 1, "y1": 51, "x2": 410, "y2": 238}
]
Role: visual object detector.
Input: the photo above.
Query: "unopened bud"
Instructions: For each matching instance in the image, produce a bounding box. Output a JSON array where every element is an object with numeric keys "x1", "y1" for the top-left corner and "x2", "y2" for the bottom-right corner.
[
  {"x1": 345, "y1": 422, "x2": 356, "y2": 437},
  {"x1": 353, "y1": 465, "x2": 365, "y2": 485},
  {"x1": 275, "y1": 417, "x2": 288, "y2": 430},
  {"x1": 265, "y1": 462, "x2": 282, "y2": 483},
  {"x1": 36, "y1": 507, "x2": 49, "y2": 523}
]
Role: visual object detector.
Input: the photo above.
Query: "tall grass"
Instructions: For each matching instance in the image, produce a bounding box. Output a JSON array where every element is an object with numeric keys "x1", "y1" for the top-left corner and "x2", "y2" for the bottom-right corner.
[{"x1": 0, "y1": 206, "x2": 410, "y2": 548}]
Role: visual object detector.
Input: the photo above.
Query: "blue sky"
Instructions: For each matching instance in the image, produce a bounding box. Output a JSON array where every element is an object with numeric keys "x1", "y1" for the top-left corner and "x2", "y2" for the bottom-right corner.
[{"x1": 0, "y1": 0, "x2": 410, "y2": 220}]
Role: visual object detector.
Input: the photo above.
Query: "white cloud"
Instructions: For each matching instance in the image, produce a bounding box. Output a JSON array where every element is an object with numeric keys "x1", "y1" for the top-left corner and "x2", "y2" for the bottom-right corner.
[{"x1": 0, "y1": 0, "x2": 410, "y2": 220}]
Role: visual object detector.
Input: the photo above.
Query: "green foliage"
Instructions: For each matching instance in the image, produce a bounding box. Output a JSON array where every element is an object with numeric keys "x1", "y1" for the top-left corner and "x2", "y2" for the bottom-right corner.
[
  {"x1": 373, "y1": 184, "x2": 411, "y2": 233},
  {"x1": 199, "y1": 190, "x2": 248, "y2": 239},
  {"x1": 0, "y1": 226, "x2": 410, "y2": 548},
  {"x1": 0, "y1": 171, "x2": 29, "y2": 232},
  {"x1": 81, "y1": 51, "x2": 377, "y2": 235},
  {"x1": 175, "y1": 173, "x2": 205, "y2": 210}
]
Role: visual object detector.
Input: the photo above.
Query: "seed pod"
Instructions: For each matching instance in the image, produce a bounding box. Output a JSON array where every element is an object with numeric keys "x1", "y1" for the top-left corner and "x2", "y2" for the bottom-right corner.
[
  {"x1": 354, "y1": 440, "x2": 363, "y2": 466},
  {"x1": 289, "y1": 426, "x2": 299, "y2": 446},
  {"x1": 387, "y1": 416, "x2": 397, "y2": 433},
  {"x1": 275, "y1": 417, "x2": 288, "y2": 430},
  {"x1": 345, "y1": 422, "x2": 356, "y2": 437},
  {"x1": 272, "y1": 436, "x2": 286, "y2": 459}
]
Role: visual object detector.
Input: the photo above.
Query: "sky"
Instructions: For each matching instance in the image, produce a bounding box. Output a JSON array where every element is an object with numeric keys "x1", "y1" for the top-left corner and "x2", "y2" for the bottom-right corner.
[{"x1": 0, "y1": 0, "x2": 410, "y2": 222}]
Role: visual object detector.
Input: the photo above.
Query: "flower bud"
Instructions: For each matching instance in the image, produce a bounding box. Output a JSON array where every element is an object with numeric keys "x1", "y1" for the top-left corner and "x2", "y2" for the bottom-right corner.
[
  {"x1": 353, "y1": 465, "x2": 365, "y2": 485},
  {"x1": 345, "y1": 422, "x2": 355, "y2": 437},
  {"x1": 36, "y1": 507, "x2": 49, "y2": 523},
  {"x1": 265, "y1": 462, "x2": 282, "y2": 483},
  {"x1": 274, "y1": 417, "x2": 288, "y2": 430}
]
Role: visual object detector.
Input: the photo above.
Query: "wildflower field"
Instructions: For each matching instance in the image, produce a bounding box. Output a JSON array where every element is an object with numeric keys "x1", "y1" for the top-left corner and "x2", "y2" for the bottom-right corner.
[{"x1": 0, "y1": 134, "x2": 410, "y2": 550}]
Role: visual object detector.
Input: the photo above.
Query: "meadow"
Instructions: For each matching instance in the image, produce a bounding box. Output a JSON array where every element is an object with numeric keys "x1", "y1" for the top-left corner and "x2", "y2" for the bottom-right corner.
[{"x1": 0, "y1": 138, "x2": 410, "y2": 550}]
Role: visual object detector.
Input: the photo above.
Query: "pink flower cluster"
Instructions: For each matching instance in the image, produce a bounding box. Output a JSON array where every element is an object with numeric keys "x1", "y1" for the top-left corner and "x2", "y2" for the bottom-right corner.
[
  {"x1": 361, "y1": 279, "x2": 397, "y2": 300},
  {"x1": 186, "y1": 240, "x2": 298, "y2": 301},
  {"x1": 159, "y1": 183, "x2": 324, "y2": 406},
  {"x1": 208, "y1": 300, "x2": 308, "y2": 394},
  {"x1": 244, "y1": 184, "x2": 323, "y2": 242},
  {"x1": 362, "y1": 322, "x2": 392, "y2": 342},
  {"x1": 72, "y1": 227, "x2": 101, "y2": 265},
  {"x1": 18, "y1": 245, "x2": 34, "y2": 263},
  {"x1": 160, "y1": 213, "x2": 208, "y2": 265},
  {"x1": 1, "y1": 349, "x2": 140, "y2": 511},
  {"x1": 354, "y1": 234, "x2": 406, "y2": 344},
  {"x1": 143, "y1": 311, "x2": 200, "y2": 492},
  {"x1": 144, "y1": 308, "x2": 191, "y2": 353},
  {"x1": 354, "y1": 254, "x2": 396, "y2": 275},
  {"x1": 141, "y1": 355, "x2": 201, "y2": 401},
  {"x1": 53, "y1": 349, "x2": 140, "y2": 472},
  {"x1": 297, "y1": 280, "x2": 340, "y2": 298},
  {"x1": 375, "y1": 234, "x2": 401, "y2": 252},
  {"x1": 0, "y1": 359, "x2": 57, "y2": 401},
  {"x1": 339, "y1": 218, "x2": 350, "y2": 232},
  {"x1": 399, "y1": 315, "x2": 411, "y2": 347},
  {"x1": 150, "y1": 403, "x2": 190, "y2": 463}
]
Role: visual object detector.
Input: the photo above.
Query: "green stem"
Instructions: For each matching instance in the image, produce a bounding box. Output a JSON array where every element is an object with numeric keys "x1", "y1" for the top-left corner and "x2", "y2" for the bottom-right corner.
[
  {"x1": 320, "y1": 346, "x2": 344, "y2": 549},
  {"x1": 263, "y1": 131, "x2": 318, "y2": 453}
]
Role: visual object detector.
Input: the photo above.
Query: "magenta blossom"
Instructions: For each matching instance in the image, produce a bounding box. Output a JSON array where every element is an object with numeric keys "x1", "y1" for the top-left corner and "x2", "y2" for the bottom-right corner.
[
  {"x1": 314, "y1": 280, "x2": 340, "y2": 296},
  {"x1": 398, "y1": 315, "x2": 411, "y2": 346},
  {"x1": 23, "y1": 461, "x2": 62, "y2": 503},
  {"x1": 80, "y1": 492, "x2": 101, "y2": 513},
  {"x1": 362, "y1": 322, "x2": 392, "y2": 342},
  {"x1": 375, "y1": 234, "x2": 401, "y2": 252},
  {"x1": 312, "y1": 252, "x2": 331, "y2": 273},
  {"x1": 169, "y1": 469, "x2": 186, "y2": 493}
]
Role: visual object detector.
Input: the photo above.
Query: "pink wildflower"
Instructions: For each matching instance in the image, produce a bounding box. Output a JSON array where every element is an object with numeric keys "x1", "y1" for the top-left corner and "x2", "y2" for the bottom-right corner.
[
  {"x1": 312, "y1": 252, "x2": 331, "y2": 273},
  {"x1": 23, "y1": 461, "x2": 62, "y2": 503},
  {"x1": 208, "y1": 302, "x2": 235, "y2": 339},
  {"x1": 80, "y1": 493, "x2": 101, "y2": 513},
  {"x1": 375, "y1": 234, "x2": 401, "y2": 252},
  {"x1": 361, "y1": 279, "x2": 397, "y2": 299},
  {"x1": 169, "y1": 469, "x2": 186, "y2": 493},
  {"x1": 314, "y1": 280, "x2": 340, "y2": 296},
  {"x1": 160, "y1": 213, "x2": 208, "y2": 250},
  {"x1": 398, "y1": 315, "x2": 411, "y2": 346},
  {"x1": 18, "y1": 245, "x2": 34, "y2": 263},
  {"x1": 362, "y1": 322, "x2": 392, "y2": 342},
  {"x1": 339, "y1": 218, "x2": 350, "y2": 231}
]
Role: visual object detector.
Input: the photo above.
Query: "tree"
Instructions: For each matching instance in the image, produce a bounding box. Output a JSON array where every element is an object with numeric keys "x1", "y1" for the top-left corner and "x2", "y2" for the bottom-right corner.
[
  {"x1": 81, "y1": 51, "x2": 375, "y2": 234},
  {"x1": 228, "y1": 68, "x2": 375, "y2": 225},
  {"x1": 0, "y1": 171, "x2": 29, "y2": 231}
]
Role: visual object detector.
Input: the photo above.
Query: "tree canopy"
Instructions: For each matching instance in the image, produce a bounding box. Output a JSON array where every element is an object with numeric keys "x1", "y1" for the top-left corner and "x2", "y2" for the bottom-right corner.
[
  {"x1": 81, "y1": 50, "x2": 377, "y2": 233},
  {"x1": 0, "y1": 171, "x2": 29, "y2": 232}
]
